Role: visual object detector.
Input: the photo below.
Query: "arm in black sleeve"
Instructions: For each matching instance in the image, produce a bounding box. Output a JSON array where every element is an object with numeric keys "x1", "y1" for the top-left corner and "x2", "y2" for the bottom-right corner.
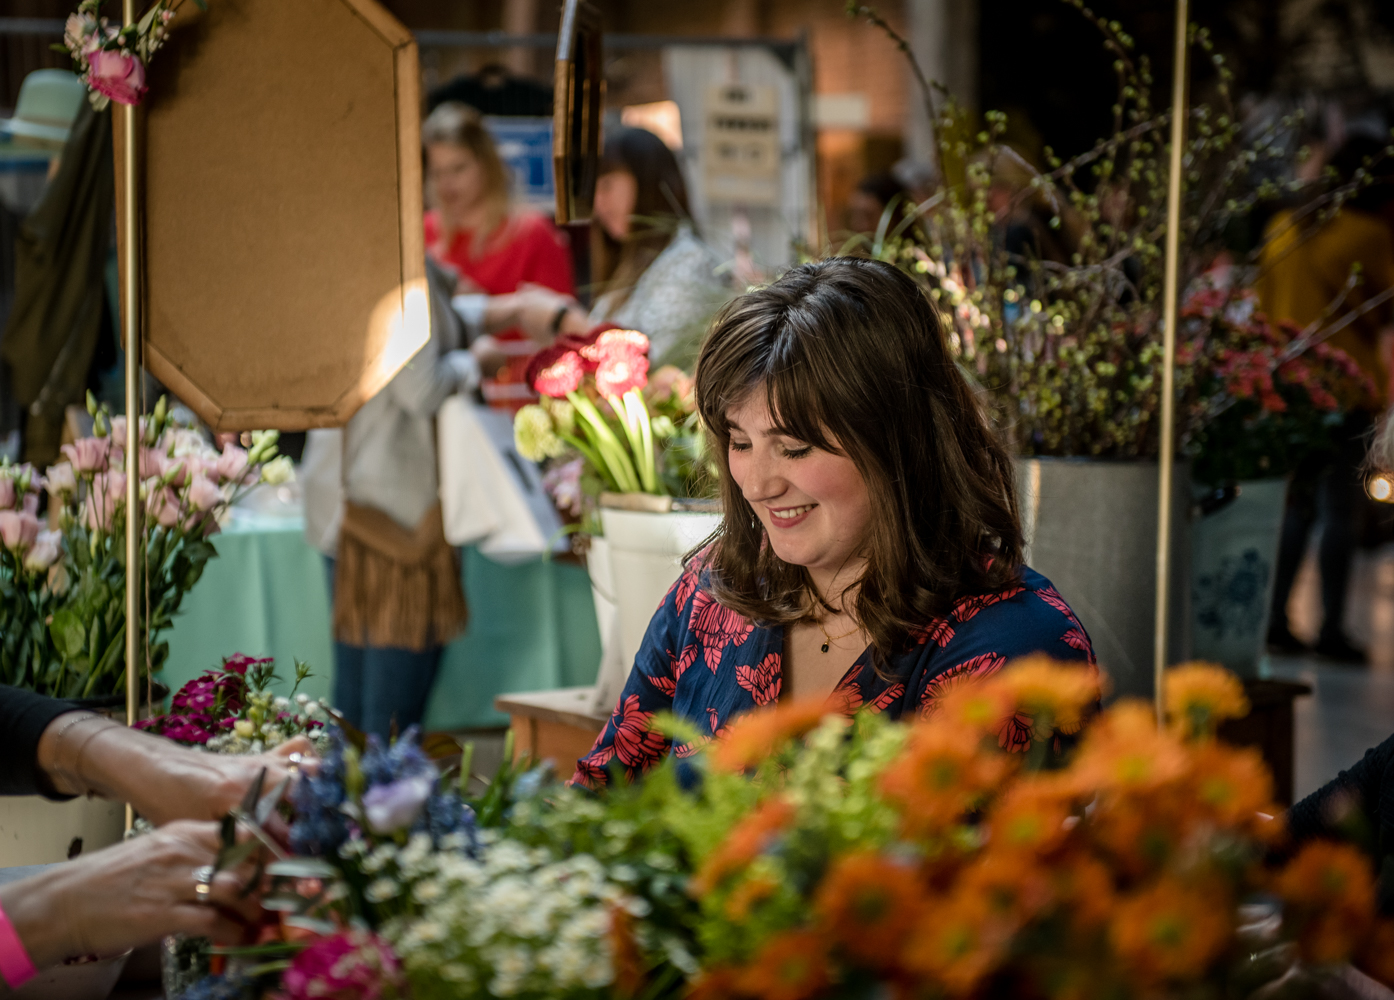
[
  {"x1": 0, "y1": 685, "x2": 80, "y2": 798},
  {"x1": 1288, "y1": 732, "x2": 1394, "y2": 850}
]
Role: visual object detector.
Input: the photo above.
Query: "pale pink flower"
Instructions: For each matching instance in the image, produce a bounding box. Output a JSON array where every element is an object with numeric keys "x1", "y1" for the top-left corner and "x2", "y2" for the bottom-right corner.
[
  {"x1": 22, "y1": 493, "x2": 37, "y2": 517},
  {"x1": 147, "y1": 486, "x2": 182, "y2": 528},
  {"x1": 23, "y1": 531, "x2": 61, "y2": 572},
  {"x1": 61, "y1": 437, "x2": 113, "y2": 474},
  {"x1": 139, "y1": 447, "x2": 168, "y2": 480},
  {"x1": 187, "y1": 475, "x2": 223, "y2": 512},
  {"x1": 0, "y1": 478, "x2": 14, "y2": 511},
  {"x1": 214, "y1": 443, "x2": 253, "y2": 485},
  {"x1": 87, "y1": 49, "x2": 147, "y2": 107},
  {"x1": 0, "y1": 510, "x2": 41, "y2": 552},
  {"x1": 45, "y1": 463, "x2": 77, "y2": 497},
  {"x1": 85, "y1": 472, "x2": 126, "y2": 532}
]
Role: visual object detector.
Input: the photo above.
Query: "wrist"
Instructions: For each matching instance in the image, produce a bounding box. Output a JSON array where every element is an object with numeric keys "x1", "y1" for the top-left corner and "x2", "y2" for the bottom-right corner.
[
  {"x1": 37, "y1": 713, "x2": 114, "y2": 798},
  {"x1": 0, "y1": 869, "x2": 70, "y2": 972}
]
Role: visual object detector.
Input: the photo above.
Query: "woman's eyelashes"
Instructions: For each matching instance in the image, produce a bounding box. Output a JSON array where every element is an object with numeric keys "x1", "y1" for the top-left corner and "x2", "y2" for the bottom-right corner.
[{"x1": 728, "y1": 439, "x2": 813, "y2": 459}]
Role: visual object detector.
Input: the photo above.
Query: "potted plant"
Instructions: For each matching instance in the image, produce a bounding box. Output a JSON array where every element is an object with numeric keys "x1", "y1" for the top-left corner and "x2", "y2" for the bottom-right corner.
[
  {"x1": 514, "y1": 327, "x2": 719, "y2": 712},
  {"x1": 848, "y1": 2, "x2": 1378, "y2": 694},
  {"x1": 1182, "y1": 282, "x2": 1371, "y2": 674},
  {"x1": 0, "y1": 394, "x2": 290, "y2": 866}
]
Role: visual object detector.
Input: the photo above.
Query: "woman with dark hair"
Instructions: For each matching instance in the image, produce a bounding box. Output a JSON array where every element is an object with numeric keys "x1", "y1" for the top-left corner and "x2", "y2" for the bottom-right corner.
[
  {"x1": 551, "y1": 126, "x2": 731, "y2": 368},
  {"x1": 573, "y1": 257, "x2": 1094, "y2": 787}
]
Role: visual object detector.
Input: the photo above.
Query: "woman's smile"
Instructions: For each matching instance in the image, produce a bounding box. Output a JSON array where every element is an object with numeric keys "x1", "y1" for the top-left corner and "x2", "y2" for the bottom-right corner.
[{"x1": 767, "y1": 503, "x2": 817, "y2": 527}]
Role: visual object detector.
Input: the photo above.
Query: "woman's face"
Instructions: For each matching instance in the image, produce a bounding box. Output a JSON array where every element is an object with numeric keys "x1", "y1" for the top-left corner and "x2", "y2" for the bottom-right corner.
[
  {"x1": 426, "y1": 142, "x2": 486, "y2": 222},
  {"x1": 593, "y1": 169, "x2": 638, "y2": 240},
  {"x1": 725, "y1": 392, "x2": 873, "y2": 581}
]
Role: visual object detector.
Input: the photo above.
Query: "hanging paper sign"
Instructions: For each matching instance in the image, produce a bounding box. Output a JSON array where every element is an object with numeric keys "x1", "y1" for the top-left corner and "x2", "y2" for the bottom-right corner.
[
  {"x1": 485, "y1": 117, "x2": 555, "y2": 210},
  {"x1": 703, "y1": 83, "x2": 779, "y2": 207}
]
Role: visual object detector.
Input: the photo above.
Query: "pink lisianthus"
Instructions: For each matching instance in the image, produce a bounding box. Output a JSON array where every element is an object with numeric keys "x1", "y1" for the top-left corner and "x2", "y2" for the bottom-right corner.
[
  {"x1": 214, "y1": 443, "x2": 254, "y2": 485},
  {"x1": 45, "y1": 462, "x2": 77, "y2": 497},
  {"x1": 186, "y1": 474, "x2": 223, "y2": 512},
  {"x1": 85, "y1": 471, "x2": 127, "y2": 532},
  {"x1": 147, "y1": 486, "x2": 182, "y2": 528},
  {"x1": 23, "y1": 530, "x2": 62, "y2": 572},
  {"x1": 21, "y1": 492, "x2": 37, "y2": 517},
  {"x1": 0, "y1": 510, "x2": 41, "y2": 553},
  {"x1": 0, "y1": 478, "x2": 14, "y2": 511},
  {"x1": 87, "y1": 49, "x2": 147, "y2": 107},
  {"x1": 62, "y1": 436, "x2": 116, "y2": 474},
  {"x1": 279, "y1": 930, "x2": 403, "y2": 1000}
]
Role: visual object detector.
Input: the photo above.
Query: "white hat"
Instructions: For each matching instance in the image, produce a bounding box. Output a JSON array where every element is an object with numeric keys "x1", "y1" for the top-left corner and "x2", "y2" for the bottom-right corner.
[{"x1": 0, "y1": 70, "x2": 87, "y2": 151}]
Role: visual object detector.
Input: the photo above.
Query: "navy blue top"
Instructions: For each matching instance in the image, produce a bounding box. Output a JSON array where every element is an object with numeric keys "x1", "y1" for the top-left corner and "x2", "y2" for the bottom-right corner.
[{"x1": 572, "y1": 565, "x2": 1095, "y2": 787}]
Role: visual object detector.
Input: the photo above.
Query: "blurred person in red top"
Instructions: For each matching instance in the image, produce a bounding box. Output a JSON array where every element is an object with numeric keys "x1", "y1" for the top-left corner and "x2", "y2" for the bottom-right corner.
[{"x1": 423, "y1": 102, "x2": 575, "y2": 409}]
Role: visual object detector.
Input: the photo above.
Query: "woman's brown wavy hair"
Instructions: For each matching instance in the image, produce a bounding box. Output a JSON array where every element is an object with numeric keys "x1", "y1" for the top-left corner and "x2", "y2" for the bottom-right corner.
[{"x1": 692, "y1": 257, "x2": 1024, "y2": 672}]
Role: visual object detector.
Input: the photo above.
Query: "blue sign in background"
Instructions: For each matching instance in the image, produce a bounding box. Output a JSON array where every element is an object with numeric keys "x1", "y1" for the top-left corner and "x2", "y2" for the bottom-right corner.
[{"x1": 484, "y1": 117, "x2": 555, "y2": 209}]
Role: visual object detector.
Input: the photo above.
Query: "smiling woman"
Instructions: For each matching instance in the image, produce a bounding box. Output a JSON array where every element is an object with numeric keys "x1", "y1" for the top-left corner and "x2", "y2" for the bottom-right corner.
[{"x1": 572, "y1": 258, "x2": 1097, "y2": 787}]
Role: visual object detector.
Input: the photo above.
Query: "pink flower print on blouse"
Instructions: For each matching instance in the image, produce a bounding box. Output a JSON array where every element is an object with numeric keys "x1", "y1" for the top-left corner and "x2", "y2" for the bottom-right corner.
[
  {"x1": 736, "y1": 653, "x2": 782, "y2": 706},
  {"x1": 689, "y1": 592, "x2": 755, "y2": 672},
  {"x1": 917, "y1": 652, "x2": 1008, "y2": 719},
  {"x1": 911, "y1": 617, "x2": 955, "y2": 647},
  {"x1": 951, "y1": 586, "x2": 1026, "y2": 623},
  {"x1": 608, "y1": 694, "x2": 670, "y2": 769}
]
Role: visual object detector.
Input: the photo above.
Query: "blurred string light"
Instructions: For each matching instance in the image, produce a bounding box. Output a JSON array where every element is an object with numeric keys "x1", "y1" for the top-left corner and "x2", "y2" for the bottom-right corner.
[{"x1": 1368, "y1": 474, "x2": 1394, "y2": 503}]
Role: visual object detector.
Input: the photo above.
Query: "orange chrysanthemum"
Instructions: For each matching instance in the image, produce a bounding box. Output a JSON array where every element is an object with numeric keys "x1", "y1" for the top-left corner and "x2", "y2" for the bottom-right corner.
[
  {"x1": 1070, "y1": 700, "x2": 1189, "y2": 794},
  {"x1": 933, "y1": 673, "x2": 1017, "y2": 737},
  {"x1": 994, "y1": 656, "x2": 1101, "y2": 735},
  {"x1": 901, "y1": 890, "x2": 1011, "y2": 996},
  {"x1": 685, "y1": 966, "x2": 740, "y2": 1000},
  {"x1": 1109, "y1": 877, "x2": 1232, "y2": 983},
  {"x1": 1164, "y1": 663, "x2": 1249, "y2": 739},
  {"x1": 880, "y1": 721, "x2": 1015, "y2": 836},
  {"x1": 1048, "y1": 853, "x2": 1116, "y2": 931},
  {"x1": 1187, "y1": 741, "x2": 1279, "y2": 834},
  {"x1": 735, "y1": 930, "x2": 832, "y2": 1000},
  {"x1": 1276, "y1": 840, "x2": 1376, "y2": 964},
  {"x1": 987, "y1": 774, "x2": 1077, "y2": 856},
  {"x1": 710, "y1": 699, "x2": 838, "y2": 772},
  {"x1": 691, "y1": 798, "x2": 796, "y2": 895},
  {"x1": 814, "y1": 852, "x2": 924, "y2": 966},
  {"x1": 956, "y1": 850, "x2": 1053, "y2": 924}
]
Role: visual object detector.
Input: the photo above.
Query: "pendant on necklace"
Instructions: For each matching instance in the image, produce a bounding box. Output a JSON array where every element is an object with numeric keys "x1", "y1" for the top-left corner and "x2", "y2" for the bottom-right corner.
[{"x1": 820, "y1": 641, "x2": 830, "y2": 653}]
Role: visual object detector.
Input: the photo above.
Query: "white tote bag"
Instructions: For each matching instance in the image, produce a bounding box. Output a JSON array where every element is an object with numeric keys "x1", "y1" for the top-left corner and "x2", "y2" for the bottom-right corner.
[{"x1": 437, "y1": 394, "x2": 565, "y2": 564}]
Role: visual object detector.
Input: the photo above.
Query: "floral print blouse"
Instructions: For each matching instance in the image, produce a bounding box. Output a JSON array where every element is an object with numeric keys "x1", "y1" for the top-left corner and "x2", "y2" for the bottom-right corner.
[{"x1": 571, "y1": 566, "x2": 1095, "y2": 787}]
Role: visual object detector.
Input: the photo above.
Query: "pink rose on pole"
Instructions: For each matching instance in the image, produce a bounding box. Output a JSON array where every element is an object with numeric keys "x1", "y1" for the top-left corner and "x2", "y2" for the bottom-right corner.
[
  {"x1": 87, "y1": 49, "x2": 147, "y2": 107},
  {"x1": 0, "y1": 510, "x2": 41, "y2": 553}
]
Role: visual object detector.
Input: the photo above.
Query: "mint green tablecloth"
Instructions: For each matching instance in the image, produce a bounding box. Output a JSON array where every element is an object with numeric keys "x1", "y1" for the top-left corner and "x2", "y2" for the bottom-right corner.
[{"x1": 160, "y1": 515, "x2": 602, "y2": 729}]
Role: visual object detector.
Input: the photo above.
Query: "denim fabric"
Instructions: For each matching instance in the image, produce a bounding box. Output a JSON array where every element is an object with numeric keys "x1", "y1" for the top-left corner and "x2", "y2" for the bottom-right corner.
[{"x1": 324, "y1": 557, "x2": 443, "y2": 737}]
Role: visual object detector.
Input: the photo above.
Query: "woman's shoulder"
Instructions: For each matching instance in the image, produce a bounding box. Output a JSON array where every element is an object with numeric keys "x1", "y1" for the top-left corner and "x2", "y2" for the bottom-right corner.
[{"x1": 915, "y1": 567, "x2": 1093, "y2": 664}]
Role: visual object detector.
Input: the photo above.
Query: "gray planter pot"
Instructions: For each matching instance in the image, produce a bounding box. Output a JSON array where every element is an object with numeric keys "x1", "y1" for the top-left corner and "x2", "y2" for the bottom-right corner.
[
  {"x1": 1190, "y1": 477, "x2": 1289, "y2": 677},
  {"x1": 1017, "y1": 458, "x2": 1192, "y2": 699}
]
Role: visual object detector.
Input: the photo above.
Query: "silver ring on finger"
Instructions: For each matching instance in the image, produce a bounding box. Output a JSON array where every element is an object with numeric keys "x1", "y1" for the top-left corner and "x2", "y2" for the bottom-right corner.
[
  {"x1": 192, "y1": 864, "x2": 215, "y2": 905},
  {"x1": 286, "y1": 752, "x2": 303, "y2": 775}
]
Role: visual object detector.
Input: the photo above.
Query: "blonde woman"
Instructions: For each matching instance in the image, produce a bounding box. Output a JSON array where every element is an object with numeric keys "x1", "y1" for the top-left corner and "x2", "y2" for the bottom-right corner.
[{"x1": 423, "y1": 102, "x2": 574, "y2": 408}]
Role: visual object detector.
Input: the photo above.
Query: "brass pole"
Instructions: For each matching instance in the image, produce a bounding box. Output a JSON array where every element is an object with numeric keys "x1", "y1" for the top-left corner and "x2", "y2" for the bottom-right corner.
[
  {"x1": 1154, "y1": 0, "x2": 1189, "y2": 722},
  {"x1": 121, "y1": 0, "x2": 142, "y2": 831}
]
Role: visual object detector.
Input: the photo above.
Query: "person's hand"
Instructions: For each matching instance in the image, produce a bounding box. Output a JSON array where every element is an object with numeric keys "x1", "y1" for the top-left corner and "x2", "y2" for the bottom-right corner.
[
  {"x1": 469, "y1": 335, "x2": 508, "y2": 378},
  {"x1": 491, "y1": 287, "x2": 587, "y2": 343},
  {"x1": 39, "y1": 714, "x2": 315, "y2": 827},
  {"x1": 0, "y1": 821, "x2": 263, "y2": 970}
]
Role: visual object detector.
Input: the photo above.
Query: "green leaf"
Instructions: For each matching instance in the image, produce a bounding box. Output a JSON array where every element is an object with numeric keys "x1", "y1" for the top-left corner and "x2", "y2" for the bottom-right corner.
[{"x1": 49, "y1": 609, "x2": 86, "y2": 660}]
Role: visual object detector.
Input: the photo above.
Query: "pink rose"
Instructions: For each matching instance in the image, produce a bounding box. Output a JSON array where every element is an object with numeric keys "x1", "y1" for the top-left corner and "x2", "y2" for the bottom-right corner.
[
  {"x1": 87, "y1": 49, "x2": 147, "y2": 107},
  {"x1": 214, "y1": 443, "x2": 253, "y2": 485},
  {"x1": 0, "y1": 478, "x2": 14, "y2": 511},
  {"x1": 23, "y1": 530, "x2": 61, "y2": 572},
  {"x1": 0, "y1": 510, "x2": 41, "y2": 553},
  {"x1": 187, "y1": 474, "x2": 223, "y2": 512}
]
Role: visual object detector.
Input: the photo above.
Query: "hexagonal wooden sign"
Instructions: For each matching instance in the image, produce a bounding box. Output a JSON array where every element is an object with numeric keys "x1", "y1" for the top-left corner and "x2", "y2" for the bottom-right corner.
[{"x1": 116, "y1": 0, "x2": 426, "y2": 431}]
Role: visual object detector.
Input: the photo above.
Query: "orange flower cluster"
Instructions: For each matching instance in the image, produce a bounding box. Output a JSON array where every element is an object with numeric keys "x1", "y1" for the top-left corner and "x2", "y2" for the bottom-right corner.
[
  {"x1": 686, "y1": 659, "x2": 1390, "y2": 1000},
  {"x1": 709, "y1": 698, "x2": 837, "y2": 773}
]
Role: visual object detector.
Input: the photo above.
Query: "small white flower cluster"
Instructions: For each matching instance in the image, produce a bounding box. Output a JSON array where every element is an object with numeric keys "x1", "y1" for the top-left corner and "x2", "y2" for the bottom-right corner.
[
  {"x1": 377, "y1": 834, "x2": 648, "y2": 998},
  {"x1": 203, "y1": 691, "x2": 330, "y2": 757}
]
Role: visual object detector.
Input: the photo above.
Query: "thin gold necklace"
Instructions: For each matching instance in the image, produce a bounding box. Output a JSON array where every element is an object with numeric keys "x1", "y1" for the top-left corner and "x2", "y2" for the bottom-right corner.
[{"x1": 817, "y1": 617, "x2": 862, "y2": 653}]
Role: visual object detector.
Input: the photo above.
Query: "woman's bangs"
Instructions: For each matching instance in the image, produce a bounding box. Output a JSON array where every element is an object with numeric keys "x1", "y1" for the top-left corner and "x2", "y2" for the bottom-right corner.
[{"x1": 764, "y1": 358, "x2": 839, "y2": 453}]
